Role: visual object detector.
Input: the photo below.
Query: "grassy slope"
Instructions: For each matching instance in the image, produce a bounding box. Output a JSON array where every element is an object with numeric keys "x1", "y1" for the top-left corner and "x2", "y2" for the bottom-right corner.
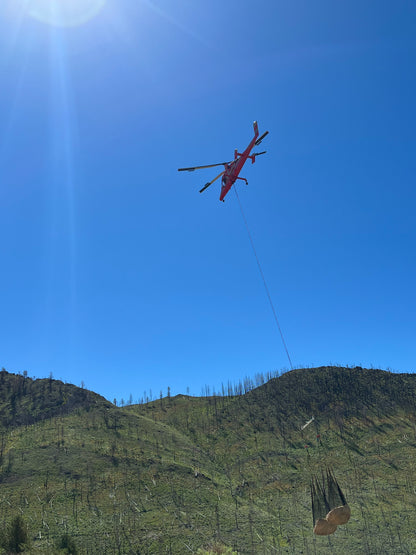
[{"x1": 0, "y1": 367, "x2": 416, "y2": 554}]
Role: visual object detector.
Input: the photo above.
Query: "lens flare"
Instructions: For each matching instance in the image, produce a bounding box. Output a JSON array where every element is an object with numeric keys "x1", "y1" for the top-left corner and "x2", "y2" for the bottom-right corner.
[{"x1": 26, "y1": 0, "x2": 106, "y2": 27}]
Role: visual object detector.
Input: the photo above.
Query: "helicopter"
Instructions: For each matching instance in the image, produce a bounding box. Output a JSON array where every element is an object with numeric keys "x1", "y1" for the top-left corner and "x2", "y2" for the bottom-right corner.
[{"x1": 178, "y1": 121, "x2": 269, "y2": 202}]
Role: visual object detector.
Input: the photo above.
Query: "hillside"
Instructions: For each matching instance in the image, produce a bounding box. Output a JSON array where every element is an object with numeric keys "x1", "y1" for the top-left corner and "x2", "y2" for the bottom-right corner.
[
  {"x1": 0, "y1": 369, "x2": 112, "y2": 428},
  {"x1": 0, "y1": 367, "x2": 416, "y2": 554}
]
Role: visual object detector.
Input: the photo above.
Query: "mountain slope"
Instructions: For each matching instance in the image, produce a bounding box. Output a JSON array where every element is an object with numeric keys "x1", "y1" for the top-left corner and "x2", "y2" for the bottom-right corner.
[
  {"x1": 0, "y1": 367, "x2": 416, "y2": 554},
  {"x1": 0, "y1": 369, "x2": 111, "y2": 428}
]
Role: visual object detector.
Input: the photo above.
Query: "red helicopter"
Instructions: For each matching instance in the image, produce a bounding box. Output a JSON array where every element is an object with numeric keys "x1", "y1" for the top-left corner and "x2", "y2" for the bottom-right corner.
[{"x1": 178, "y1": 121, "x2": 268, "y2": 202}]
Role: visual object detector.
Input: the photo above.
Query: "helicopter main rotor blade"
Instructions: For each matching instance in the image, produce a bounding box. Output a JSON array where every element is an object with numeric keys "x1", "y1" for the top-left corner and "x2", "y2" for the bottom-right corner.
[
  {"x1": 199, "y1": 171, "x2": 225, "y2": 193},
  {"x1": 252, "y1": 150, "x2": 267, "y2": 156},
  {"x1": 255, "y1": 131, "x2": 269, "y2": 146},
  {"x1": 178, "y1": 162, "x2": 230, "y2": 172}
]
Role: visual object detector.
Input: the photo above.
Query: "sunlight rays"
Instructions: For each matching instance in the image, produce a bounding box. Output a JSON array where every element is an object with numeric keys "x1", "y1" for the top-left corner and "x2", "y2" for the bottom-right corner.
[
  {"x1": 140, "y1": 0, "x2": 212, "y2": 49},
  {"x1": 23, "y1": 0, "x2": 106, "y2": 27},
  {"x1": 0, "y1": 47, "x2": 31, "y2": 170},
  {"x1": 96, "y1": 0, "x2": 211, "y2": 51},
  {"x1": 46, "y1": 27, "x2": 79, "y2": 346},
  {"x1": 0, "y1": 3, "x2": 34, "y2": 165},
  {"x1": 1, "y1": 2, "x2": 81, "y2": 354}
]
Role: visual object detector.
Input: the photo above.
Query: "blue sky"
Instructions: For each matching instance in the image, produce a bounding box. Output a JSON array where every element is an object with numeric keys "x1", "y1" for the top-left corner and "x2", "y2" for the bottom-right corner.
[{"x1": 0, "y1": 0, "x2": 415, "y2": 402}]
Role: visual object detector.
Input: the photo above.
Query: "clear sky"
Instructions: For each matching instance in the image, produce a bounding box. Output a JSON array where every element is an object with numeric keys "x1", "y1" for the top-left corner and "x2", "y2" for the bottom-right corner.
[{"x1": 0, "y1": 0, "x2": 415, "y2": 403}]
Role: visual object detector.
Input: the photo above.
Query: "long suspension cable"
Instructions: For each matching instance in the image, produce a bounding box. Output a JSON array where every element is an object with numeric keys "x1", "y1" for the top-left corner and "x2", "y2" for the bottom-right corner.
[{"x1": 234, "y1": 186, "x2": 294, "y2": 370}]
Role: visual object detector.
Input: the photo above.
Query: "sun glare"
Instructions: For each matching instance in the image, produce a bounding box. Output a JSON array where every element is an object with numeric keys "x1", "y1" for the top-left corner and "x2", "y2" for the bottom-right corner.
[{"x1": 25, "y1": 0, "x2": 106, "y2": 27}]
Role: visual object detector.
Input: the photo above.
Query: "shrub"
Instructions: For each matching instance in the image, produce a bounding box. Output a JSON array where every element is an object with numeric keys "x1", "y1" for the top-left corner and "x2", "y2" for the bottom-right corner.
[
  {"x1": 57, "y1": 533, "x2": 78, "y2": 554},
  {"x1": 5, "y1": 516, "x2": 30, "y2": 553}
]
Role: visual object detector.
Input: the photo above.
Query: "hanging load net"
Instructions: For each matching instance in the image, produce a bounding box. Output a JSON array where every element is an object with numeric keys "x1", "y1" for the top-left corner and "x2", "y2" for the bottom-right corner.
[
  {"x1": 311, "y1": 468, "x2": 351, "y2": 535},
  {"x1": 325, "y1": 468, "x2": 351, "y2": 526},
  {"x1": 311, "y1": 475, "x2": 337, "y2": 535}
]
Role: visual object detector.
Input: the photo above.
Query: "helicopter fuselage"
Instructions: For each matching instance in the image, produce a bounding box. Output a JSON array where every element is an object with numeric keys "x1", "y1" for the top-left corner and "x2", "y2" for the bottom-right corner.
[{"x1": 219, "y1": 121, "x2": 260, "y2": 201}]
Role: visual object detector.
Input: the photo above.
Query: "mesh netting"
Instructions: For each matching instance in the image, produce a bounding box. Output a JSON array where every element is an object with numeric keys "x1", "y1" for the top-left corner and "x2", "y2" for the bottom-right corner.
[
  {"x1": 311, "y1": 475, "x2": 330, "y2": 524},
  {"x1": 310, "y1": 468, "x2": 350, "y2": 534},
  {"x1": 325, "y1": 468, "x2": 347, "y2": 508}
]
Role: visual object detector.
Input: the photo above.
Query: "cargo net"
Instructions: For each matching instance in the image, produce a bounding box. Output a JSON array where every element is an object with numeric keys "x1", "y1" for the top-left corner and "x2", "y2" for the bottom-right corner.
[{"x1": 311, "y1": 468, "x2": 351, "y2": 535}]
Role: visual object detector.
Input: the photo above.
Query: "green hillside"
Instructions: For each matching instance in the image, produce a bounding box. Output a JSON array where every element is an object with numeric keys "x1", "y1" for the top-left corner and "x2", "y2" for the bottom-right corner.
[{"x1": 0, "y1": 367, "x2": 415, "y2": 554}]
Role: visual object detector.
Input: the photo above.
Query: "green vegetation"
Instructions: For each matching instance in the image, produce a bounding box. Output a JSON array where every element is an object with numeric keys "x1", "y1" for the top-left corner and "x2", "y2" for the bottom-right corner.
[
  {"x1": 0, "y1": 366, "x2": 415, "y2": 553},
  {"x1": 1, "y1": 515, "x2": 31, "y2": 553},
  {"x1": 56, "y1": 533, "x2": 78, "y2": 554},
  {"x1": 197, "y1": 545, "x2": 237, "y2": 554}
]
